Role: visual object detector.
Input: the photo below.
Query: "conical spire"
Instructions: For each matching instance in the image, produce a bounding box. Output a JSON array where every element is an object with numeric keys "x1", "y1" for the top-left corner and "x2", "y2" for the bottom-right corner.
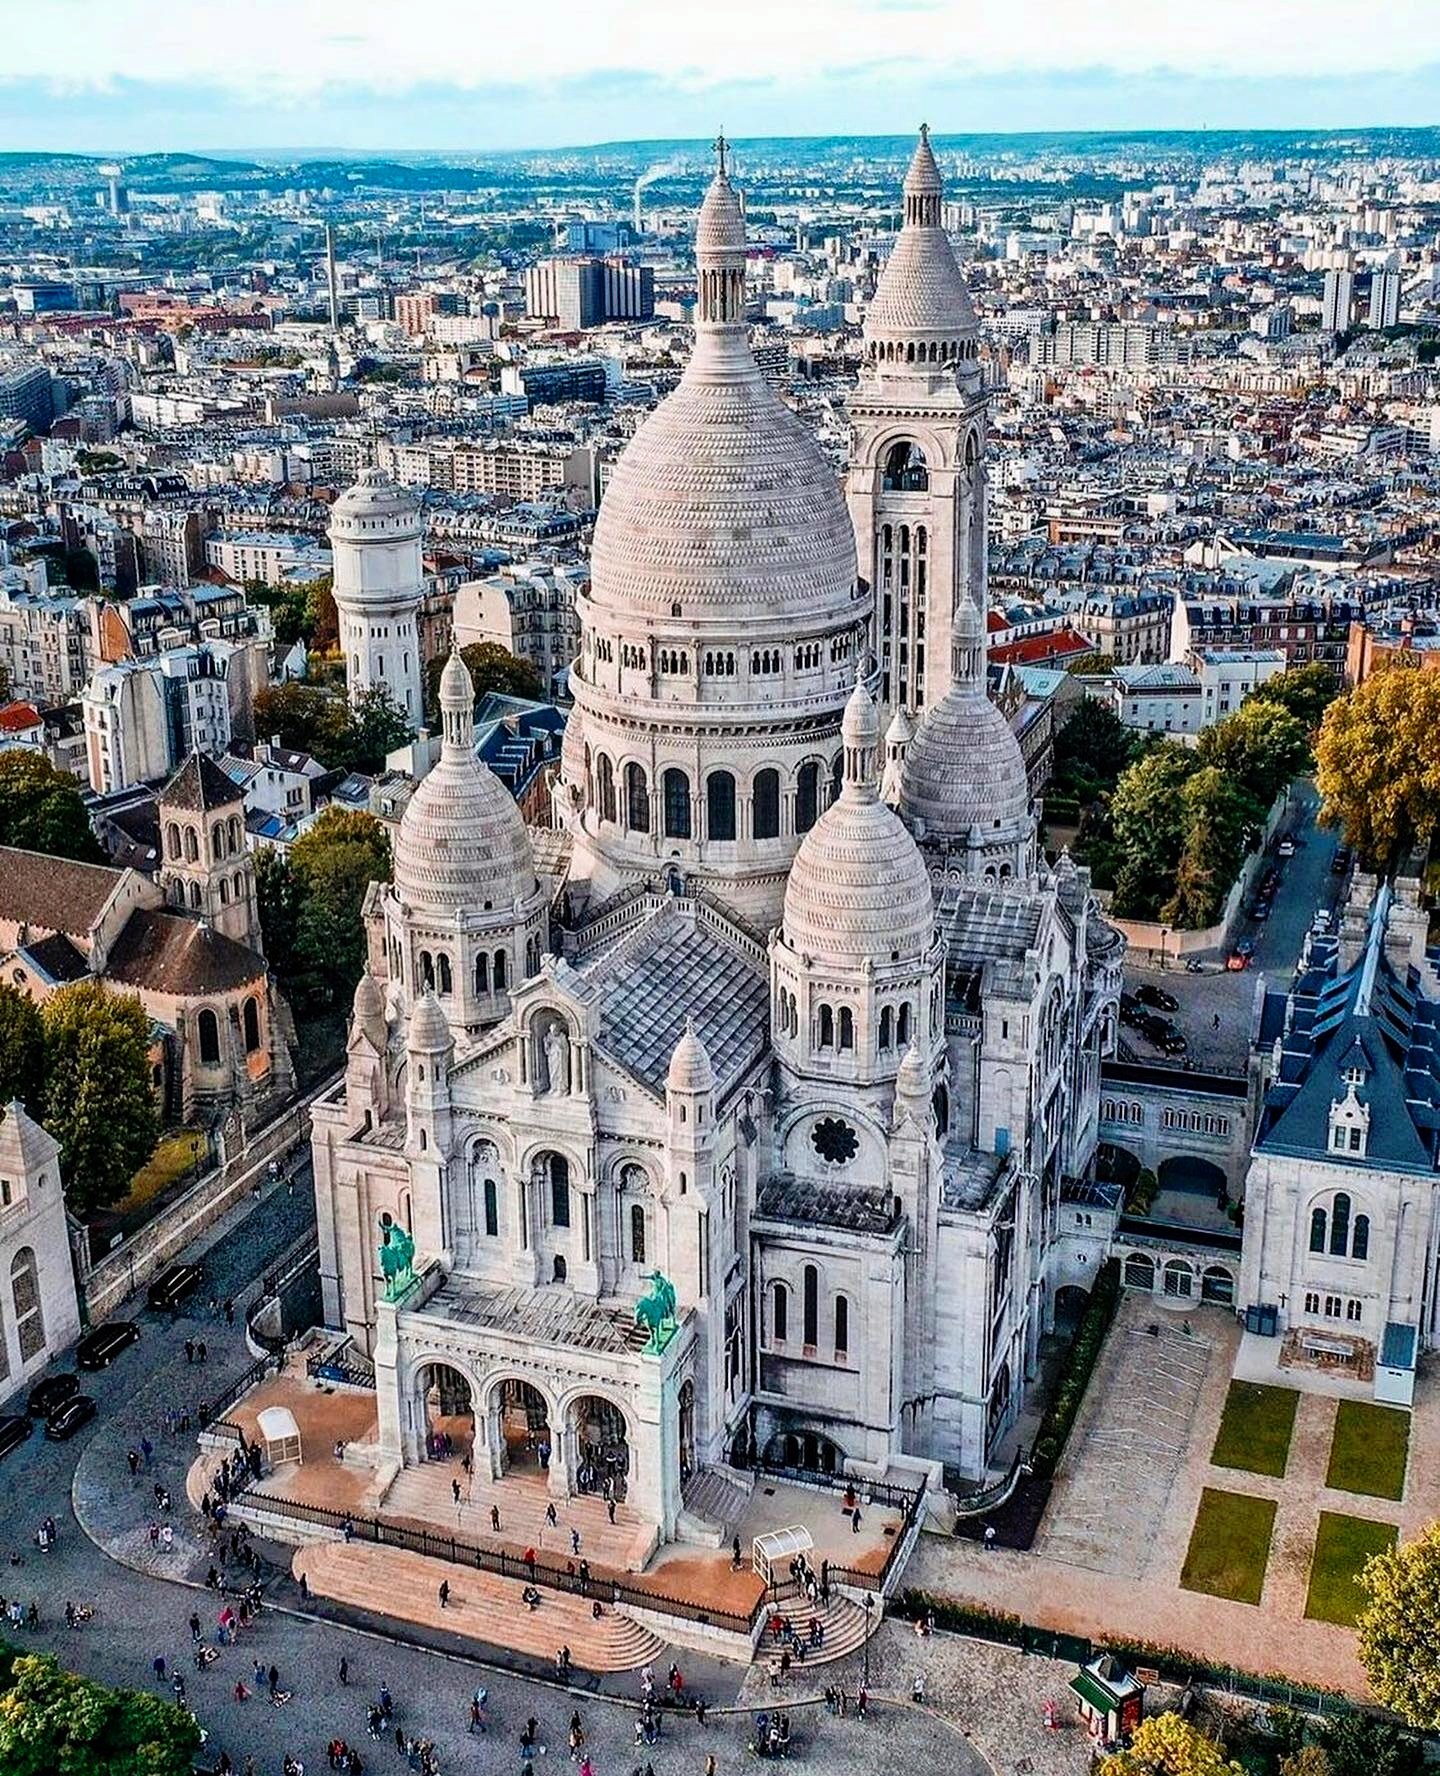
[
  {"x1": 439, "y1": 640, "x2": 475, "y2": 756},
  {"x1": 839, "y1": 672, "x2": 881, "y2": 803},
  {"x1": 864, "y1": 124, "x2": 977, "y2": 370},
  {"x1": 695, "y1": 133, "x2": 746, "y2": 330},
  {"x1": 904, "y1": 124, "x2": 943, "y2": 224}
]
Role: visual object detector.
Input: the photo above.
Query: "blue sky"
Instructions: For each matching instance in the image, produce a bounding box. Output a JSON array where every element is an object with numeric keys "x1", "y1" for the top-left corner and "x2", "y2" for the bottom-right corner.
[{"x1": 0, "y1": 1, "x2": 1436, "y2": 154}]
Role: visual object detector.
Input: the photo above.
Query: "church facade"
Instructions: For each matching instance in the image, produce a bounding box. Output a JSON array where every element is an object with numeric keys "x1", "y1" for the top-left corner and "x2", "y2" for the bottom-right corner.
[{"x1": 310, "y1": 134, "x2": 1123, "y2": 1538}]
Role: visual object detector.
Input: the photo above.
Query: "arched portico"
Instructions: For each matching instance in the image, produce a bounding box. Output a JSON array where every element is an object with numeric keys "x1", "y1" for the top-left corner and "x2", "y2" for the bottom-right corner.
[
  {"x1": 480, "y1": 1374, "x2": 560, "y2": 1491},
  {"x1": 417, "y1": 1359, "x2": 474, "y2": 1460},
  {"x1": 567, "y1": 1391, "x2": 631, "y2": 1503}
]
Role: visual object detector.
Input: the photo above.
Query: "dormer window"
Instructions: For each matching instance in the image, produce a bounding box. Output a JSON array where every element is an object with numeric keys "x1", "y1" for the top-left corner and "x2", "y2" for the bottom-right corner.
[{"x1": 1328, "y1": 1081, "x2": 1369, "y2": 1160}]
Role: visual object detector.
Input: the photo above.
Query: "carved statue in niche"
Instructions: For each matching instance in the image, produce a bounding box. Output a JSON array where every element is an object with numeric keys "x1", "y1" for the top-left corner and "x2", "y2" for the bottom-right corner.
[{"x1": 537, "y1": 1016, "x2": 571, "y2": 1095}]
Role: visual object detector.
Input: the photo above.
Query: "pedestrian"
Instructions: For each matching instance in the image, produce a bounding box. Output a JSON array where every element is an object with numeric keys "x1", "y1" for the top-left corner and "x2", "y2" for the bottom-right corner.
[
  {"x1": 851, "y1": 1506, "x2": 862, "y2": 1534},
  {"x1": 546, "y1": 1502, "x2": 558, "y2": 1529},
  {"x1": 607, "y1": 1498, "x2": 616, "y2": 1525},
  {"x1": 705, "y1": 1757, "x2": 716, "y2": 1776},
  {"x1": 300, "y1": 1572, "x2": 309, "y2": 1600},
  {"x1": 438, "y1": 1579, "x2": 450, "y2": 1609},
  {"x1": 452, "y1": 1479, "x2": 461, "y2": 1506},
  {"x1": 141, "y1": 1436, "x2": 153, "y2": 1465},
  {"x1": 570, "y1": 1527, "x2": 581, "y2": 1556},
  {"x1": 339, "y1": 1655, "x2": 349, "y2": 1686},
  {"x1": 983, "y1": 1523, "x2": 996, "y2": 1552},
  {"x1": 235, "y1": 1678, "x2": 250, "y2": 1703},
  {"x1": 491, "y1": 1504, "x2": 500, "y2": 1532},
  {"x1": 197, "y1": 1340, "x2": 207, "y2": 1364},
  {"x1": 1212, "y1": 1012, "x2": 1221, "y2": 1031},
  {"x1": 469, "y1": 1699, "x2": 483, "y2": 1734},
  {"x1": 172, "y1": 1673, "x2": 186, "y2": 1703},
  {"x1": 127, "y1": 1448, "x2": 140, "y2": 1477},
  {"x1": 224, "y1": 1298, "x2": 235, "y2": 1326},
  {"x1": 184, "y1": 1340, "x2": 194, "y2": 1364},
  {"x1": 268, "y1": 1663, "x2": 279, "y2": 1696},
  {"x1": 732, "y1": 1534, "x2": 742, "y2": 1571},
  {"x1": 857, "y1": 1683, "x2": 869, "y2": 1718},
  {"x1": 189, "y1": 1611, "x2": 202, "y2": 1642},
  {"x1": 152, "y1": 1654, "x2": 166, "y2": 1682},
  {"x1": 343, "y1": 1517, "x2": 354, "y2": 1543}
]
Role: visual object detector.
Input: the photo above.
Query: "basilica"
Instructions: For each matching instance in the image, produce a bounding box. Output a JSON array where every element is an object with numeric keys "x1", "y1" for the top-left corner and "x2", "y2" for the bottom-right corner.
[{"x1": 310, "y1": 132, "x2": 1124, "y2": 1539}]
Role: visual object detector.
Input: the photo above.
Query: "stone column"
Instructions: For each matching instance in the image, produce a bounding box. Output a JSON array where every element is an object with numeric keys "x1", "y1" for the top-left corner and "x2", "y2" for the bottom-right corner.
[{"x1": 374, "y1": 1298, "x2": 404, "y2": 1464}]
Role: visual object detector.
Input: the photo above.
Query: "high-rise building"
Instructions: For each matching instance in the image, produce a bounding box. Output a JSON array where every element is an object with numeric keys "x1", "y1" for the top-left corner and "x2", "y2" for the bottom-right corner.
[
  {"x1": 329, "y1": 469, "x2": 425, "y2": 730},
  {"x1": 0, "y1": 365, "x2": 55, "y2": 437},
  {"x1": 525, "y1": 257, "x2": 654, "y2": 328},
  {"x1": 1368, "y1": 269, "x2": 1401, "y2": 330},
  {"x1": 1321, "y1": 267, "x2": 1355, "y2": 333}
]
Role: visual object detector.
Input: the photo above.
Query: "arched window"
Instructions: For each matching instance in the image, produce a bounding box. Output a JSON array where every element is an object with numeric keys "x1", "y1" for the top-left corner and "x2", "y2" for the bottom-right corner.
[
  {"x1": 230, "y1": 816, "x2": 242, "y2": 850},
  {"x1": 879, "y1": 1005, "x2": 893, "y2": 1050},
  {"x1": 188, "y1": 882, "x2": 201, "y2": 909},
  {"x1": 625, "y1": 763, "x2": 650, "y2": 832},
  {"x1": 196, "y1": 1008, "x2": 221, "y2": 1066},
  {"x1": 185, "y1": 827, "x2": 198, "y2": 862},
  {"x1": 1330, "y1": 1192, "x2": 1351, "y2": 1257},
  {"x1": 830, "y1": 754, "x2": 843, "y2": 806},
  {"x1": 474, "y1": 952, "x2": 489, "y2": 994},
  {"x1": 493, "y1": 949, "x2": 507, "y2": 989},
  {"x1": 596, "y1": 754, "x2": 616, "y2": 824},
  {"x1": 553, "y1": 1254, "x2": 567, "y2": 1283},
  {"x1": 706, "y1": 772, "x2": 736, "y2": 842},
  {"x1": 10, "y1": 1248, "x2": 43, "y2": 1363},
  {"x1": 881, "y1": 439, "x2": 930, "y2": 492},
  {"x1": 772, "y1": 1281, "x2": 788, "y2": 1343},
  {"x1": 420, "y1": 950, "x2": 435, "y2": 991},
  {"x1": 818, "y1": 1005, "x2": 834, "y2": 1049},
  {"x1": 897, "y1": 1002, "x2": 912, "y2": 1046},
  {"x1": 796, "y1": 761, "x2": 820, "y2": 834},
  {"x1": 753, "y1": 768, "x2": 780, "y2": 840},
  {"x1": 212, "y1": 827, "x2": 225, "y2": 862},
  {"x1": 165, "y1": 823, "x2": 180, "y2": 859},
  {"x1": 838, "y1": 1007, "x2": 854, "y2": 1051},
  {"x1": 483, "y1": 1177, "x2": 499, "y2": 1237},
  {"x1": 631, "y1": 1203, "x2": 646, "y2": 1265},
  {"x1": 437, "y1": 953, "x2": 453, "y2": 996},
  {"x1": 218, "y1": 877, "x2": 230, "y2": 905},
  {"x1": 803, "y1": 1265, "x2": 819, "y2": 1347},
  {"x1": 1352, "y1": 1214, "x2": 1370, "y2": 1261},
  {"x1": 834, "y1": 1295, "x2": 849, "y2": 1358},
  {"x1": 242, "y1": 996, "x2": 261, "y2": 1053},
  {"x1": 550, "y1": 1154, "x2": 571, "y2": 1229},
  {"x1": 1309, "y1": 1206, "x2": 1327, "y2": 1253},
  {"x1": 662, "y1": 768, "x2": 692, "y2": 839}
]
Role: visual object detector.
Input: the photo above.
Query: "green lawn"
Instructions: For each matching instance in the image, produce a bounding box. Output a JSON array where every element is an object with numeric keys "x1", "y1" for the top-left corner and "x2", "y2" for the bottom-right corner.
[
  {"x1": 1180, "y1": 1488, "x2": 1277, "y2": 1606},
  {"x1": 122, "y1": 1129, "x2": 208, "y2": 1211},
  {"x1": 1210, "y1": 1381, "x2": 1300, "y2": 1478},
  {"x1": 1304, "y1": 1511, "x2": 1397, "y2": 1625},
  {"x1": 1326, "y1": 1401, "x2": 1410, "y2": 1501}
]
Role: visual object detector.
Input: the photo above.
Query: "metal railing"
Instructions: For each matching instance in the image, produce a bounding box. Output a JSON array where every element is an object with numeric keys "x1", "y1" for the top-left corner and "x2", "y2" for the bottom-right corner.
[
  {"x1": 953, "y1": 1447, "x2": 1029, "y2": 1521},
  {"x1": 748, "y1": 1458, "x2": 923, "y2": 1515},
  {"x1": 305, "y1": 1338, "x2": 376, "y2": 1391}
]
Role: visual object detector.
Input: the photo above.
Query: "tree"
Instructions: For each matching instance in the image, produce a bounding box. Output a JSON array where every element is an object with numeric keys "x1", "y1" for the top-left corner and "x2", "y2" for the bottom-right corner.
[
  {"x1": 1098, "y1": 1713, "x2": 1244, "y2": 1776},
  {"x1": 1195, "y1": 698, "x2": 1310, "y2": 812},
  {"x1": 0, "y1": 1647, "x2": 200, "y2": 1776},
  {"x1": 251, "y1": 682, "x2": 411, "y2": 775},
  {"x1": 422, "y1": 641, "x2": 544, "y2": 725},
  {"x1": 1051, "y1": 699, "x2": 1140, "y2": 804},
  {"x1": 291, "y1": 808, "x2": 392, "y2": 1002},
  {"x1": 1163, "y1": 766, "x2": 1255, "y2": 930},
  {"x1": 1249, "y1": 662, "x2": 1340, "y2": 734},
  {"x1": 1317, "y1": 1713, "x2": 1422, "y2": 1776},
  {"x1": 346, "y1": 686, "x2": 414, "y2": 775},
  {"x1": 0, "y1": 752, "x2": 105, "y2": 864},
  {"x1": 1357, "y1": 1520, "x2": 1440, "y2": 1729},
  {"x1": 254, "y1": 846, "x2": 303, "y2": 981},
  {"x1": 307, "y1": 573, "x2": 339, "y2": 653},
  {"x1": 1108, "y1": 743, "x2": 1199, "y2": 919},
  {"x1": 1316, "y1": 661, "x2": 1440, "y2": 872},
  {"x1": 41, "y1": 983, "x2": 159, "y2": 1216},
  {"x1": 1279, "y1": 1748, "x2": 1332, "y2": 1776},
  {"x1": 0, "y1": 986, "x2": 44, "y2": 1113}
]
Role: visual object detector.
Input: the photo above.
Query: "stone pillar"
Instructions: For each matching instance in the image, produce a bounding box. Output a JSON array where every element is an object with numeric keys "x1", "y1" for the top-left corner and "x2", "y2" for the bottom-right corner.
[
  {"x1": 547, "y1": 1398, "x2": 570, "y2": 1500},
  {"x1": 484, "y1": 1387, "x2": 505, "y2": 1481},
  {"x1": 374, "y1": 1298, "x2": 404, "y2": 1464}
]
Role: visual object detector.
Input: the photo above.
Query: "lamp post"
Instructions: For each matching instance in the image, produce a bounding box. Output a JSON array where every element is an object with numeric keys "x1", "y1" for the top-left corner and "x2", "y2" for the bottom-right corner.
[{"x1": 862, "y1": 1589, "x2": 874, "y2": 1690}]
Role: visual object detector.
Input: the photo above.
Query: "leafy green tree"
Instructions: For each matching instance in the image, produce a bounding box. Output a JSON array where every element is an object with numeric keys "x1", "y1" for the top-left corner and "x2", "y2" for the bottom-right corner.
[
  {"x1": 1249, "y1": 662, "x2": 1340, "y2": 733},
  {"x1": 0, "y1": 752, "x2": 104, "y2": 863},
  {"x1": 291, "y1": 808, "x2": 392, "y2": 1003},
  {"x1": 251, "y1": 682, "x2": 411, "y2": 775},
  {"x1": 1317, "y1": 1714, "x2": 1422, "y2": 1776},
  {"x1": 307, "y1": 573, "x2": 338, "y2": 652},
  {"x1": 346, "y1": 686, "x2": 414, "y2": 774},
  {"x1": 422, "y1": 641, "x2": 544, "y2": 725},
  {"x1": 1316, "y1": 660, "x2": 1440, "y2": 872},
  {"x1": 1108, "y1": 743, "x2": 1199, "y2": 919},
  {"x1": 0, "y1": 1647, "x2": 200, "y2": 1776},
  {"x1": 1051, "y1": 698, "x2": 1140, "y2": 804},
  {"x1": 254, "y1": 847, "x2": 303, "y2": 980},
  {"x1": 1099, "y1": 1712, "x2": 1244, "y2": 1776},
  {"x1": 1195, "y1": 698, "x2": 1310, "y2": 811},
  {"x1": 1163, "y1": 766, "x2": 1255, "y2": 929},
  {"x1": 1357, "y1": 1520, "x2": 1440, "y2": 1730},
  {"x1": 41, "y1": 983, "x2": 159, "y2": 1216},
  {"x1": 0, "y1": 985, "x2": 44, "y2": 1113}
]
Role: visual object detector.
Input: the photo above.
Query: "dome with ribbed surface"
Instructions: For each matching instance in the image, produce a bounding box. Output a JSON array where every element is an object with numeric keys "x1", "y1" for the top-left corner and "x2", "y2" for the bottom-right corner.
[
  {"x1": 393, "y1": 649, "x2": 542, "y2": 919},
  {"x1": 783, "y1": 681, "x2": 934, "y2": 963},
  {"x1": 408, "y1": 989, "x2": 451, "y2": 1053},
  {"x1": 865, "y1": 127, "x2": 977, "y2": 350},
  {"x1": 666, "y1": 1018, "x2": 715, "y2": 1094},
  {"x1": 900, "y1": 684, "x2": 1030, "y2": 838},
  {"x1": 329, "y1": 466, "x2": 421, "y2": 536}
]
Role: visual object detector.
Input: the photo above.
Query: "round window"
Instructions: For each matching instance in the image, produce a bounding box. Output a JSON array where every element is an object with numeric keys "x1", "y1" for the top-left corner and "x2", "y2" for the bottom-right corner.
[{"x1": 811, "y1": 1117, "x2": 858, "y2": 1166}]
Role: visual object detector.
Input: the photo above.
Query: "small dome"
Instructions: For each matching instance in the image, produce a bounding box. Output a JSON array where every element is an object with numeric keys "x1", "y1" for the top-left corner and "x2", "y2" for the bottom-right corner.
[
  {"x1": 896, "y1": 1041, "x2": 929, "y2": 1097},
  {"x1": 439, "y1": 645, "x2": 473, "y2": 712},
  {"x1": 900, "y1": 689, "x2": 1030, "y2": 839},
  {"x1": 351, "y1": 972, "x2": 387, "y2": 1051},
  {"x1": 842, "y1": 677, "x2": 880, "y2": 753},
  {"x1": 408, "y1": 989, "x2": 451, "y2": 1053},
  {"x1": 695, "y1": 172, "x2": 745, "y2": 262},
  {"x1": 904, "y1": 126, "x2": 943, "y2": 198},
  {"x1": 329, "y1": 467, "x2": 421, "y2": 535},
  {"x1": 885, "y1": 704, "x2": 915, "y2": 745},
  {"x1": 865, "y1": 127, "x2": 977, "y2": 349},
  {"x1": 666, "y1": 1018, "x2": 714, "y2": 1094}
]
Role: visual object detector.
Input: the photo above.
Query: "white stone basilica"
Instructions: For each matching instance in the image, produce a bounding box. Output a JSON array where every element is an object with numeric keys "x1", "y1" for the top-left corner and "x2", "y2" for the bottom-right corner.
[{"x1": 311, "y1": 133, "x2": 1124, "y2": 1540}]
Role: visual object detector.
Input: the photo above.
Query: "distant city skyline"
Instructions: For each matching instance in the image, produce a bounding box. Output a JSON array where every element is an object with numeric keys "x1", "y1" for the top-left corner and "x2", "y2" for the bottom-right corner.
[{"x1": 1, "y1": 0, "x2": 1438, "y2": 154}]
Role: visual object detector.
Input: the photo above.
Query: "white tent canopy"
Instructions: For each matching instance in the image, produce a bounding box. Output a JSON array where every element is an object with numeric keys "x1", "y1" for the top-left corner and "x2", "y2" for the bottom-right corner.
[
  {"x1": 256, "y1": 1405, "x2": 302, "y2": 1467},
  {"x1": 752, "y1": 1525, "x2": 813, "y2": 1583}
]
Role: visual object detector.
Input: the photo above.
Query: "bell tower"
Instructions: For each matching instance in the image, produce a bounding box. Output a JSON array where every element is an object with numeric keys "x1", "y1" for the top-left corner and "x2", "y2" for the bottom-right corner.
[{"x1": 847, "y1": 126, "x2": 987, "y2": 716}]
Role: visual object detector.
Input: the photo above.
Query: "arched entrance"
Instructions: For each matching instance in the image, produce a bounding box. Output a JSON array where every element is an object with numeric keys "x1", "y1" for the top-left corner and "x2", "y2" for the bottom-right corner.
[
  {"x1": 1053, "y1": 1285, "x2": 1089, "y2": 1333},
  {"x1": 1096, "y1": 1144, "x2": 1141, "y2": 1191},
  {"x1": 418, "y1": 1361, "x2": 474, "y2": 1461},
  {"x1": 495, "y1": 1379, "x2": 552, "y2": 1475},
  {"x1": 571, "y1": 1394, "x2": 629, "y2": 1500},
  {"x1": 763, "y1": 1428, "x2": 842, "y2": 1476},
  {"x1": 1158, "y1": 1155, "x2": 1229, "y2": 1205},
  {"x1": 1201, "y1": 1264, "x2": 1236, "y2": 1305}
]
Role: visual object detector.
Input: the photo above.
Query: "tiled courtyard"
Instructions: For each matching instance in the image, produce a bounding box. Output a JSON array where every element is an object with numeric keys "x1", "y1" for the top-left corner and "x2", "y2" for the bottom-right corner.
[{"x1": 909, "y1": 1291, "x2": 1440, "y2": 1696}]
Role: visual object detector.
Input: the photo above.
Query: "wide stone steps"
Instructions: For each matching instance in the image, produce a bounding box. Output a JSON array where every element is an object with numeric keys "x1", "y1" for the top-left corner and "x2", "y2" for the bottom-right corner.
[
  {"x1": 680, "y1": 1467, "x2": 752, "y2": 1540},
  {"x1": 754, "y1": 1594, "x2": 875, "y2": 1668},
  {"x1": 295, "y1": 1542, "x2": 665, "y2": 1672}
]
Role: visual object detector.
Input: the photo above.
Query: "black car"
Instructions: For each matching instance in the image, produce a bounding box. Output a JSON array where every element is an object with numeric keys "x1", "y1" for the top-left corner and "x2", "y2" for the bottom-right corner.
[
  {"x1": 76, "y1": 1321, "x2": 139, "y2": 1371},
  {"x1": 1135, "y1": 983, "x2": 1179, "y2": 1013},
  {"x1": 1119, "y1": 993, "x2": 1146, "y2": 1029},
  {"x1": 25, "y1": 1373, "x2": 78, "y2": 1419},
  {"x1": 0, "y1": 1414, "x2": 31, "y2": 1459},
  {"x1": 1332, "y1": 847, "x2": 1352, "y2": 876},
  {"x1": 146, "y1": 1262, "x2": 203, "y2": 1313},
  {"x1": 1140, "y1": 1013, "x2": 1188, "y2": 1055},
  {"x1": 44, "y1": 1396, "x2": 97, "y2": 1440}
]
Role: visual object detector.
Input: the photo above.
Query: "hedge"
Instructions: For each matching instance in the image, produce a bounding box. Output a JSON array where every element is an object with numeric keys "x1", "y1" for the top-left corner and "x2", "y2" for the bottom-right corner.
[{"x1": 1028, "y1": 1256, "x2": 1121, "y2": 1481}]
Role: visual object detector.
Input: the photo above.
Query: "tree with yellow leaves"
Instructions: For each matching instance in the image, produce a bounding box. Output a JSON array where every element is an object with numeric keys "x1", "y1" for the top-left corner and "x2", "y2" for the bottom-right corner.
[
  {"x1": 1098, "y1": 1712, "x2": 1245, "y2": 1776},
  {"x1": 1315, "y1": 660, "x2": 1440, "y2": 872},
  {"x1": 1357, "y1": 1521, "x2": 1440, "y2": 1728}
]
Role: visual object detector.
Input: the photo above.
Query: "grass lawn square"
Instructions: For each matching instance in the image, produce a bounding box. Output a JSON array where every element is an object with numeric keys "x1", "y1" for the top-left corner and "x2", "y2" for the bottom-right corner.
[
  {"x1": 1180, "y1": 1488, "x2": 1277, "y2": 1605},
  {"x1": 1304, "y1": 1511, "x2": 1397, "y2": 1625},
  {"x1": 1326, "y1": 1400, "x2": 1410, "y2": 1501},
  {"x1": 1210, "y1": 1381, "x2": 1299, "y2": 1478}
]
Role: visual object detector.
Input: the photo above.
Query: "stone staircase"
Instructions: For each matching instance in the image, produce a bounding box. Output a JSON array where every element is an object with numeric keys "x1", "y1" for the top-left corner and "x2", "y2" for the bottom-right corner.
[
  {"x1": 677, "y1": 1465, "x2": 753, "y2": 1547},
  {"x1": 295, "y1": 1542, "x2": 665, "y2": 1672},
  {"x1": 754, "y1": 1593, "x2": 877, "y2": 1668}
]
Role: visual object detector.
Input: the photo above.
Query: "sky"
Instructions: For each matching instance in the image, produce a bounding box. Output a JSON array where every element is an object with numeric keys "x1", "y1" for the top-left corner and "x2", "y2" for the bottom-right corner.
[{"x1": 0, "y1": 0, "x2": 1437, "y2": 155}]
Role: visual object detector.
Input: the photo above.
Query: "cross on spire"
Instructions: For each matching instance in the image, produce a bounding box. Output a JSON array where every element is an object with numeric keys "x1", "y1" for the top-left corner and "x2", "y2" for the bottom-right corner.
[
  {"x1": 919, "y1": 122, "x2": 929, "y2": 142},
  {"x1": 714, "y1": 133, "x2": 729, "y2": 179}
]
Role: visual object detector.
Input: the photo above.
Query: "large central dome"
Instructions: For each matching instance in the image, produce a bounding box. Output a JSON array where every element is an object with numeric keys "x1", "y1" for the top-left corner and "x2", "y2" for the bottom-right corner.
[{"x1": 587, "y1": 168, "x2": 857, "y2": 626}]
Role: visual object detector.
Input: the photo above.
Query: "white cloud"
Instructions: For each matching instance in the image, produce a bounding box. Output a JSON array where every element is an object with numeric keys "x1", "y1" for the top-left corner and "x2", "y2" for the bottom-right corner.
[{"x1": 8, "y1": 0, "x2": 1440, "y2": 97}]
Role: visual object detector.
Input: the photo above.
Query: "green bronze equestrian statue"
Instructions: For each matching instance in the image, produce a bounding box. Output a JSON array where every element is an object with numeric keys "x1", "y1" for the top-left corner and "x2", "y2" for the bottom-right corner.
[
  {"x1": 379, "y1": 1221, "x2": 417, "y2": 1303},
  {"x1": 634, "y1": 1270, "x2": 678, "y2": 1352}
]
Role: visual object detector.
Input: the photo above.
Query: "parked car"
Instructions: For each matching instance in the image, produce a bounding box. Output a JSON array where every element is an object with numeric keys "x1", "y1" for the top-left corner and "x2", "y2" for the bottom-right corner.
[
  {"x1": 1226, "y1": 951, "x2": 1250, "y2": 972},
  {"x1": 1119, "y1": 993, "x2": 1146, "y2": 1029},
  {"x1": 1250, "y1": 900, "x2": 1272, "y2": 922},
  {"x1": 1332, "y1": 847, "x2": 1351, "y2": 876},
  {"x1": 1135, "y1": 983, "x2": 1179, "y2": 1012},
  {"x1": 25, "y1": 1373, "x2": 78, "y2": 1419},
  {"x1": 1140, "y1": 1013, "x2": 1188, "y2": 1054},
  {"x1": 76, "y1": 1321, "x2": 139, "y2": 1371},
  {"x1": 44, "y1": 1396, "x2": 98, "y2": 1441},
  {"x1": 146, "y1": 1262, "x2": 203, "y2": 1313},
  {"x1": 1311, "y1": 910, "x2": 1333, "y2": 935},
  {"x1": 0, "y1": 1414, "x2": 31, "y2": 1460},
  {"x1": 1277, "y1": 837, "x2": 1296, "y2": 858}
]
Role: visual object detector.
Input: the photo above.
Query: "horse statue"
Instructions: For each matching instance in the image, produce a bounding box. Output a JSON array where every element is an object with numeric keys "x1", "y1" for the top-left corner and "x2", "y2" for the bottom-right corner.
[
  {"x1": 634, "y1": 1270, "x2": 678, "y2": 1352},
  {"x1": 379, "y1": 1221, "x2": 417, "y2": 1303}
]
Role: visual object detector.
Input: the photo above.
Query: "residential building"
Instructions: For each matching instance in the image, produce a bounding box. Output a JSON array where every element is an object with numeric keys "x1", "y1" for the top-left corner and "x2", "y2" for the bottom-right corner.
[
  {"x1": 82, "y1": 644, "x2": 231, "y2": 794},
  {"x1": 0, "y1": 1102, "x2": 82, "y2": 1411}
]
